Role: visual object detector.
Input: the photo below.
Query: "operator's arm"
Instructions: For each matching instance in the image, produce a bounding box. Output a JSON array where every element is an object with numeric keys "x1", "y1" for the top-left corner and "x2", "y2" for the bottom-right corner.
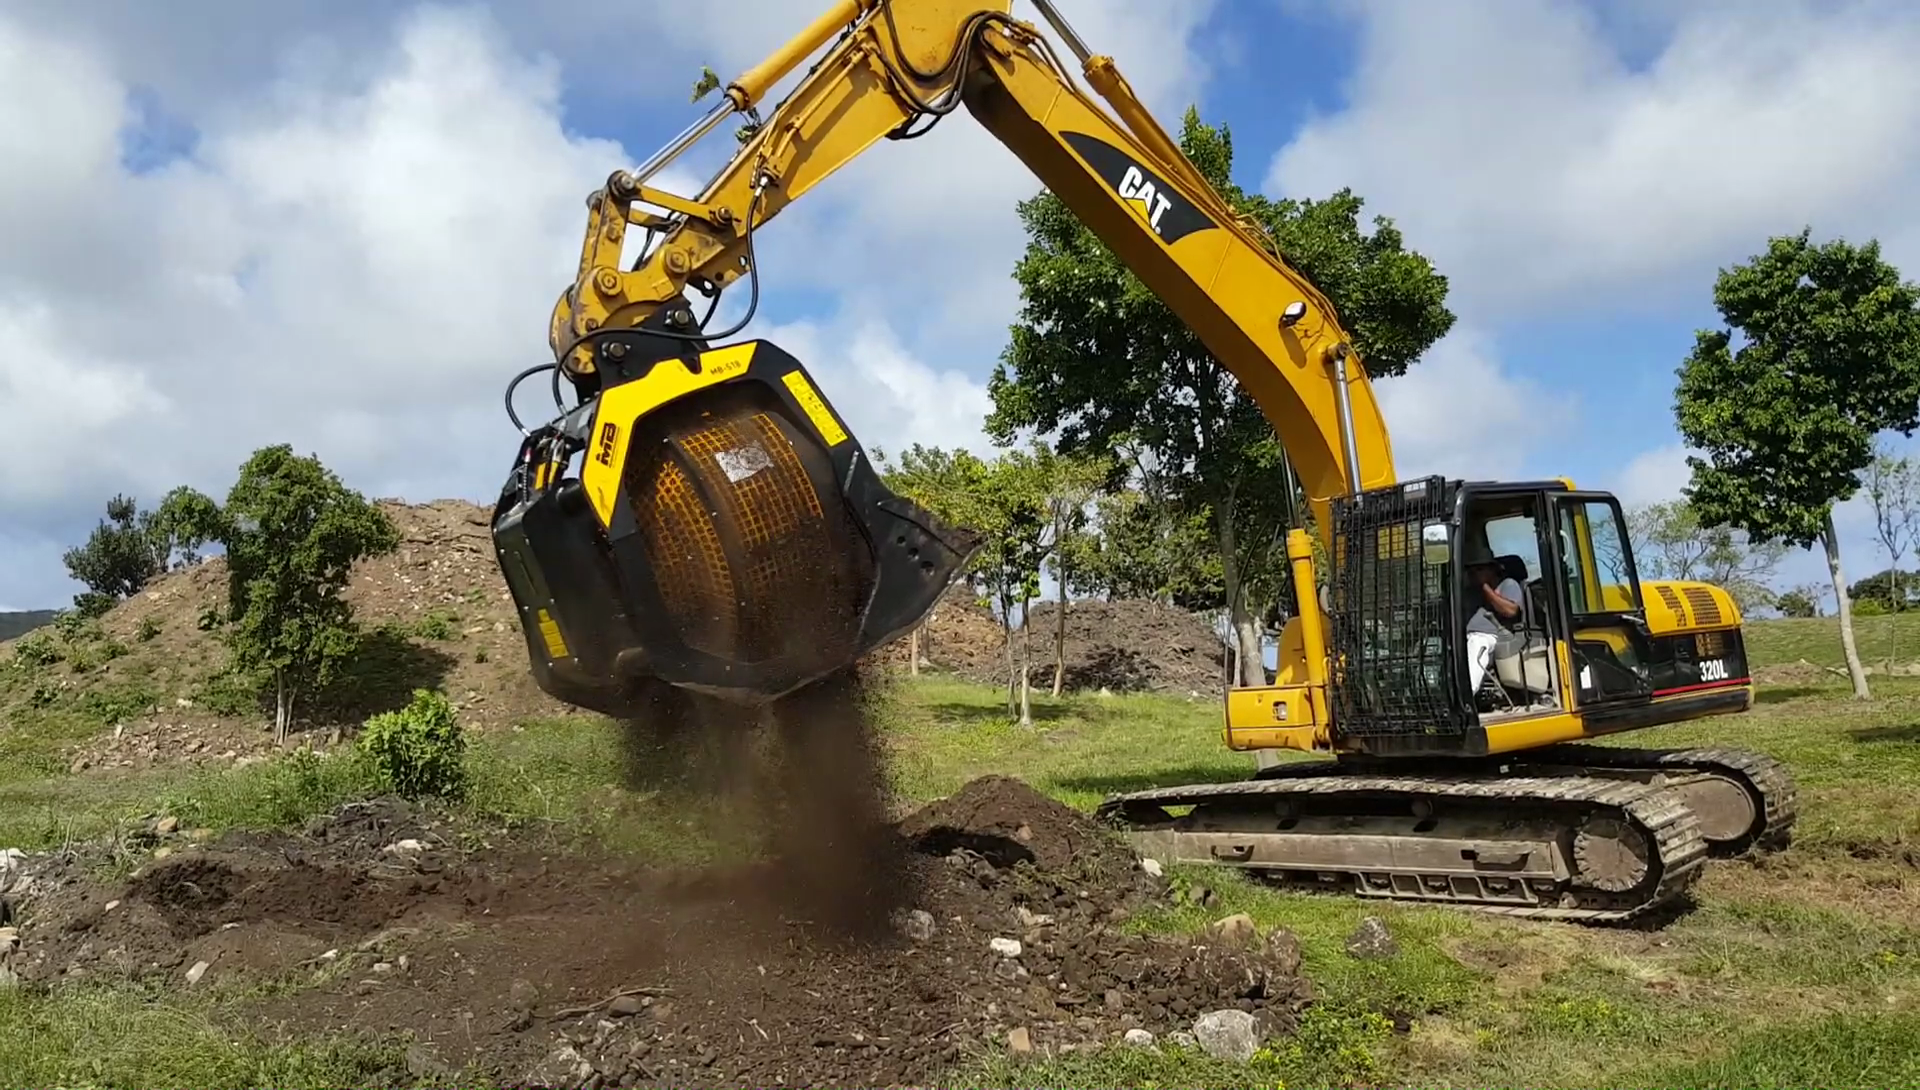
[
  {"x1": 1483, "y1": 578, "x2": 1525, "y2": 622},
  {"x1": 551, "y1": 0, "x2": 1396, "y2": 543}
]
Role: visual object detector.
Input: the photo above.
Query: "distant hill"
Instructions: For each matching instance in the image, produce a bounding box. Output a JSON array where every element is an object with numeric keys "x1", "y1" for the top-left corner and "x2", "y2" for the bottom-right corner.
[{"x1": 0, "y1": 610, "x2": 55, "y2": 640}]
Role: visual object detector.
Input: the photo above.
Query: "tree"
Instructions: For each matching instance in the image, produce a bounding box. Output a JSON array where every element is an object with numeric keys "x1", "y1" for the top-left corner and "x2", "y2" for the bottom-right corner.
[
  {"x1": 1864, "y1": 441, "x2": 1920, "y2": 616},
  {"x1": 61, "y1": 493, "x2": 205, "y2": 617},
  {"x1": 1675, "y1": 229, "x2": 1920, "y2": 699},
  {"x1": 971, "y1": 449, "x2": 1053, "y2": 727},
  {"x1": 875, "y1": 444, "x2": 993, "y2": 676},
  {"x1": 987, "y1": 106, "x2": 1452, "y2": 687},
  {"x1": 1625, "y1": 499, "x2": 1788, "y2": 611},
  {"x1": 161, "y1": 445, "x2": 400, "y2": 742},
  {"x1": 1033, "y1": 445, "x2": 1115, "y2": 695},
  {"x1": 1776, "y1": 586, "x2": 1821, "y2": 618}
]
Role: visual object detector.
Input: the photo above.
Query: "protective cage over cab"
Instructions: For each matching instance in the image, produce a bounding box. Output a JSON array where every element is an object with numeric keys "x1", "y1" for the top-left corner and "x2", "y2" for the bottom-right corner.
[
  {"x1": 1325, "y1": 474, "x2": 1747, "y2": 757},
  {"x1": 491, "y1": 338, "x2": 983, "y2": 712}
]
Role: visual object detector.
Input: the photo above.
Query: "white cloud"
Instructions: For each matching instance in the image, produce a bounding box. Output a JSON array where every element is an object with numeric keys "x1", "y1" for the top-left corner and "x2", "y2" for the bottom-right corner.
[
  {"x1": 1266, "y1": 0, "x2": 1920, "y2": 318},
  {"x1": 0, "y1": 1, "x2": 1219, "y2": 606},
  {"x1": 1372, "y1": 326, "x2": 1575, "y2": 482},
  {"x1": 1609, "y1": 443, "x2": 1693, "y2": 508}
]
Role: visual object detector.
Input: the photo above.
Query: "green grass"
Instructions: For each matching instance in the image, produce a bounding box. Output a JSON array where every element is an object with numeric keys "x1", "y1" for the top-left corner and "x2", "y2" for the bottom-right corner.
[
  {"x1": 1746, "y1": 608, "x2": 1920, "y2": 668},
  {"x1": 4, "y1": 664, "x2": 1920, "y2": 1088},
  {"x1": 0, "y1": 984, "x2": 413, "y2": 1090}
]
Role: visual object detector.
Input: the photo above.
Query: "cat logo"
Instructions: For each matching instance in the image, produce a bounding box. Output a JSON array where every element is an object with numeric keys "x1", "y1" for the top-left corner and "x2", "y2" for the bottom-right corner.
[
  {"x1": 1117, "y1": 164, "x2": 1172, "y2": 235},
  {"x1": 594, "y1": 421, "x2": 618, "y2": 467},
  {"x1": 1059, "y1": 131, "x2": 1214, "y2": 246}
]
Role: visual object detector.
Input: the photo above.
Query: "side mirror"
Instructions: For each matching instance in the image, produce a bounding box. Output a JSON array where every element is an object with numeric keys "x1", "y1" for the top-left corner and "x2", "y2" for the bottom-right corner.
[{"x1": 1422, "y1": 522, "x2": 1451, "y2": 567}]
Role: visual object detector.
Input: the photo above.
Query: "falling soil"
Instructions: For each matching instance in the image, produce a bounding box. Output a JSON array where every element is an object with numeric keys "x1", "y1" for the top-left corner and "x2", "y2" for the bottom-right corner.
[{"x1": 10, "y1": 766, "x2": 1311, "y2": 1089}]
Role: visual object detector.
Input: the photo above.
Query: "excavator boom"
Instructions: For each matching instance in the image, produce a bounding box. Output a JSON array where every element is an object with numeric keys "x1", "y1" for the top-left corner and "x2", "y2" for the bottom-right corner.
[{"x1": 491, "y1": 0, "x2": 1796, "y2": 922}]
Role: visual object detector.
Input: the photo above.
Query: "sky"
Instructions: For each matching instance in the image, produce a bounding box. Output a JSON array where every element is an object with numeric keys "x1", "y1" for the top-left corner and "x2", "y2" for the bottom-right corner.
[{"x1": 5, "y1": 0, "x2": 1920, "y2": 615}]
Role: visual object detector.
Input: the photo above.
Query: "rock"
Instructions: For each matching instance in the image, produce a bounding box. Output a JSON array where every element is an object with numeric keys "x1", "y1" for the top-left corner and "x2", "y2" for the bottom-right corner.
[
  {"x1": 385, "y1": 838, "x2": 427, "y2": 857},
  {"x1": 1264, "y1": 928, "x2": 1303, "y2": 976},
  {"x1": 1192, "y1": 1009, "x2": 1260, "y2": 1062},
  {"x1": 1139, "y1": 857, "x2": 1163, "y2": 878},
  {"x1": 992, "y1": 958, "x2": 1030, "y2": 983},
  {"x1": 894, "y1": 909, "x2": 936, "y2": 942},
  {"x1": 510, "y1": 979, "x2": 540, "y2": 1009},
  {"x1": 1007, "y1": 1027, "x2": 1033, "y2": 1054},
  {"x1": 0, "y1": 926, "x2": 18, "y2": 988},
  {"x1": 152, "y1": 847, "x2": 173, "y2": 860},
  {"x1": 1344, "y1": 916, "x2": 1398, "y2": 960},
  {"x1": 1014, "y1": 906, "x2": 1054, "y2": 929},
  {"x1": 186, "y1": 960, "x2": 211, "y2": 985},
  {"x1": 372, "y1": 962, "x2": 393, "y2": 974},
  {"x1": 608, "y1": 995, "x2": 645, "y2": 1017},
  {"x1": 1123, "y1": 1028, "x2": 1157, "y2": 1049},
  {"x1": 68, "y1": 756, "x2": 90, "y2": 774},
  {"x1": 1168, "y1": 1030, "x2": 1199, "y2": 1051},
  {"x1": 1206, "y1": 913, "x2": 1259, "y2": 947},
  {"x1": 154, "y1": 817, "x2": 179, "y2": 836},
  {"x1": 990, "y1": 937, "x2": 1023, "y2": 958}
]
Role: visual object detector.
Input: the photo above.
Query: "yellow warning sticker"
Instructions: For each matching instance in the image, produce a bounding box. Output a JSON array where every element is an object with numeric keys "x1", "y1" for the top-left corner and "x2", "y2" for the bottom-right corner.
[
  {"x1": 781, "y1": 370, "x2": 848, "y2": 447},
  {"x1": 536, "y1": 608, "x2": 570, "y2": 661}
]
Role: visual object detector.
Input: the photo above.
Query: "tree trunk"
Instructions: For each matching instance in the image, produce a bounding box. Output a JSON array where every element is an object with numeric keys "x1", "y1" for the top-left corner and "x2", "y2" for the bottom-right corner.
[
  {"x1": 1020, "y1": 595, "x2": 1034, "y2": 729},
  {"x1": 274, "y1": 671, "x2": 290, "y2": 745},
  {"x1": 1823, "y1": 511, "x2": 1871, "y2": 700},
  {"x1": 1052, "y1": 562, "x2": 1068, "y2": 697},
  {"x1": 908, "y1": 626, "x2": 920, "y2": 677},
  {"x1": 1001, "y1": 594, "x2": 1017, "y2": 715},
  {"x1": 1215, "y1": 495, "x2": 1265, "y2": 688}
]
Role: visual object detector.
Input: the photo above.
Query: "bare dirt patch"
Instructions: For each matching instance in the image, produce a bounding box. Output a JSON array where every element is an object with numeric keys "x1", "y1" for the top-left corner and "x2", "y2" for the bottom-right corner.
[{"x1": 9, "y1": 774, "x2": 1310, "y2": 1089}]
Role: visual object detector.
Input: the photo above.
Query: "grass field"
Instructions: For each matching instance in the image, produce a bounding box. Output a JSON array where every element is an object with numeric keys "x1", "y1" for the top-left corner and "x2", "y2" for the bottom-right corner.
[{"x1": 3, "y1": 616, "x2": 1919, "y2": 1088}]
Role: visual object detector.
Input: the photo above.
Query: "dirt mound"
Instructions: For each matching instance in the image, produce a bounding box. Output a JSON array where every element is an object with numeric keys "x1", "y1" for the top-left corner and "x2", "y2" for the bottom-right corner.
[
  {"x1": 9, "y1": 779, "x2": 1311, "y2": 1088},
  {"x1": 1023, "y1": 599, "x2": 1228, "y2": 694},
  {"x1": 873, "y1": 589, "x2": 1229, "y2": 696}
]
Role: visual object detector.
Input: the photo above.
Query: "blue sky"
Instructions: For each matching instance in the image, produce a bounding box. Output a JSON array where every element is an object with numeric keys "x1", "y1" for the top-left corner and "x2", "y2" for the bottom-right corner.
[{"x1": 3, "y1": 0, "x2": 1919, "y2": 616}]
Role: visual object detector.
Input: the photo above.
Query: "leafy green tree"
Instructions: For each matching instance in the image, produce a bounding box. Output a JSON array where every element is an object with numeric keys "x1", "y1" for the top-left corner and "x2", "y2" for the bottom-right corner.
[
  {"x1": 1033, "y1": 444, "x2": 1115, "y2": 695},
  {"x1": 1776, "y1": 586, "x2": 1820, "y2": 618},
  {"x1": 62, "y1": 493, "x2": 206, "y2": 617},
  {"x1": 970, "y1": 448, "x2": 1053, "y2": 726},
  {"x1": 1625, "y1": 499, "x2": 1788, "y2": 611},
  {"x1": 875, "y1": 443, "x2": 992, "y2": 675},
  {"x1": 1675, "y1": 229, "x2": 1920, "y2": 698},
  {"x1": 161, "y1": 445, "x2": 400, "y2": 742},
  {"x1": 987, "y1": 106, "x2": 1452, "y2": 686}
]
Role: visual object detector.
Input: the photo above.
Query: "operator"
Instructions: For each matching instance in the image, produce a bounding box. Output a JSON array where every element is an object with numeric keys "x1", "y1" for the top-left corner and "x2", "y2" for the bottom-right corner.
[{"x1": 1462, "y1": 540, "x2": 1525, "y2": 696}]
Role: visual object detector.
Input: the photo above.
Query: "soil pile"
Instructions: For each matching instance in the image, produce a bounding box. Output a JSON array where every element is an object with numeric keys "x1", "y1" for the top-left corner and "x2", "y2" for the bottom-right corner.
[
  {"x1": 8, "y1": 777, "x2": 1311, "y2": 1089},
  {"x1": 874, "y1": 589, "x2": 1229, "y2": 696}
]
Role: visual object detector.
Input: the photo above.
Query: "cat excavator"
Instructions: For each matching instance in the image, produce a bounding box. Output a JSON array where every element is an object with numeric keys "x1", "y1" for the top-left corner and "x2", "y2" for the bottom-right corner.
[{"x1": 490, "y1": 0, "x2": 1796, "y2": 922}]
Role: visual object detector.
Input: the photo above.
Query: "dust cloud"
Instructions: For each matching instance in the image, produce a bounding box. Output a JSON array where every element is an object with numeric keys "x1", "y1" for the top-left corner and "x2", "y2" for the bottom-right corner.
[{"x1": 610, "y1": 666, "x2": 917, "y2": 946}]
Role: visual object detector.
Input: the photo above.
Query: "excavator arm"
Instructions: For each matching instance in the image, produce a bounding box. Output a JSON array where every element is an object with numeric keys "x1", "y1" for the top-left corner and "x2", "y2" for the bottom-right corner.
[
  {"x1": 496, "y1": 0, "x2": 1397, "y2": 713},
  {"x1": 550, "y1": 0, "x2": 1395, "y2": 538}
]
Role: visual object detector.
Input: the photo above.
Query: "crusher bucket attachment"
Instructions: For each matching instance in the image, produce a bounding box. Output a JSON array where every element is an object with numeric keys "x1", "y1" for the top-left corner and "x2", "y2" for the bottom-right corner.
[{"x1": 491, "y1": 338, "x2": 982, "y2": 713}]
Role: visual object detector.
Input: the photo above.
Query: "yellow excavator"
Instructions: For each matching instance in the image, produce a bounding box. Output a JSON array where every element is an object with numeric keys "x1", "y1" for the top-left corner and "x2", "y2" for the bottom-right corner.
[{"x1": 490, "y1": 0, "x2": 1795, "y2": 922}]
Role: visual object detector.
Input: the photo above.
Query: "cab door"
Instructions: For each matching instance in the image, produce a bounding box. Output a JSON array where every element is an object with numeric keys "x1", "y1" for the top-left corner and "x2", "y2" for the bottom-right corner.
[{"x1": 1550, "y1": 492, "x2": 1655, "y2": 708}]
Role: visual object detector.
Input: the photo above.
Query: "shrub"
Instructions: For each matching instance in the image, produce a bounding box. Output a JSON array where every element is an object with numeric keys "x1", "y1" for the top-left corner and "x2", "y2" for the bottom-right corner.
[
  {"x1": 356, "y1": 688, "x2": 467, "y2": 801},
  {"x1": 136, "y1": 616, "x2": 162, "y2": 642},
  {"x1": 11, "y1": 632, "x2": 59, "y2": 668}
]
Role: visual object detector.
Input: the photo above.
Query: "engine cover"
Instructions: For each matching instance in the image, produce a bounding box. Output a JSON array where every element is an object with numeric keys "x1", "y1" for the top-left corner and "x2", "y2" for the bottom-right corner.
[{"x1": 492, "y1": 338, "x2": 980, "y2": 711}]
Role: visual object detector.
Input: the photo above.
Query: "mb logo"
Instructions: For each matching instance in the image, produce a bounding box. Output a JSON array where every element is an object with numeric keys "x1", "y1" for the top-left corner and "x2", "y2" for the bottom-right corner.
[{"x1": 595, "y1": 421, "x2": 618, "y2": 467}]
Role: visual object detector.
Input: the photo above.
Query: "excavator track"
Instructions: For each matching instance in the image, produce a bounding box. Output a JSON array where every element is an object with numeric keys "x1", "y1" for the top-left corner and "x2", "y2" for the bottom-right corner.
[
  {"x1": 1097, "y1": 771, "x2": 1709, "y2": 923},
  {"x1": 1501, "y1": 745, "x2": 1798, "y2": 857}
]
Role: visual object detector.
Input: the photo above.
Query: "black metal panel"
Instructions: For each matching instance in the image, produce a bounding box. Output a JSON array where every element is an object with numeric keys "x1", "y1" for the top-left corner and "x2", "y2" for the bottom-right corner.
[{"x1": 1326, "y1": 475, "x2": 1475, "y2": 740}]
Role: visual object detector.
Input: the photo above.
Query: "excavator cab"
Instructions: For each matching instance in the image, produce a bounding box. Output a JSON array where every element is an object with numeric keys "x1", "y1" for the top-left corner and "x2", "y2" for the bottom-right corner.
[
  {"x1": 1304, "y1": 475, "x2": 1751, "y2": 759},
  {"x1": 491, "y1": 333, "x2": 981, "y2": 714}
]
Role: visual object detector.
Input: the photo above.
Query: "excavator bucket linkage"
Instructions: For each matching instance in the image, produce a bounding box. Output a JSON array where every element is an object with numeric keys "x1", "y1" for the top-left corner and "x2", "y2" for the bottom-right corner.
[{"x1": 492, "y1": 337, "x2": 981, "y2": 713}]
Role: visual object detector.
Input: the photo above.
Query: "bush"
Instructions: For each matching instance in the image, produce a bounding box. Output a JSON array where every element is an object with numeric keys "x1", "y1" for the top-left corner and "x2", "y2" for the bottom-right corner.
[
  {"x1": 136, "y1": 616, "x2": 161, "y2": 642},
  {"x1": 356, "y1": 688, "x2": 467, "y2": 801},
  {"x1": 11, "y1": 632, "x2": 59, "y2": 668}
]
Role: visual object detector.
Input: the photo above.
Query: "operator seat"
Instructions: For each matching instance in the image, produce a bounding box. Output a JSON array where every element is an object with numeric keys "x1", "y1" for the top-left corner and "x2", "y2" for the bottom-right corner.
[{"x1": 1491, "y1": 555, "x2": 1555, "y2": 697}]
